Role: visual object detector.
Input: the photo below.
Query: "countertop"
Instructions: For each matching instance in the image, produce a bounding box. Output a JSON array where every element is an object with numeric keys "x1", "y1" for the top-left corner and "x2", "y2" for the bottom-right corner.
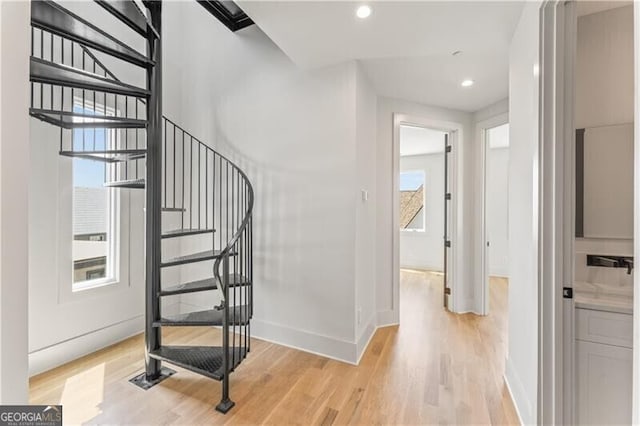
[{"x1": 574, "y1": 281, "x2": 633, "y2": 315}]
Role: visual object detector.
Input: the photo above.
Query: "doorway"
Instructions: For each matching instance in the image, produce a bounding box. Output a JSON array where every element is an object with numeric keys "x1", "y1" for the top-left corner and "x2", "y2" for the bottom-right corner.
[
  {"x1": 480, "y1": 121, "x2": 510, "y2": 315},
  {"x1": 393, "y1": 114, "x2": 460, "y2": 312},
  {"x1": 539, "y1": 1, "x2": 637, "y2": 424}
]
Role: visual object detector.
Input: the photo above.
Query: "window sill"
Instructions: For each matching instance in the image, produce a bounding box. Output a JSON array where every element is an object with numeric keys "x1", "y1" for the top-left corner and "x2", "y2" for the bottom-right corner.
[{"x1": 72, "y1": 277, "x2": 118, "y2": 293}]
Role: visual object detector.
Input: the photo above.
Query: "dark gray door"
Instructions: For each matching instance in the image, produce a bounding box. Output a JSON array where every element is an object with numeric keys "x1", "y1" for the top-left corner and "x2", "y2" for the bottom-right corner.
[{"x1": 443, "y1": 133, "x2": 451, "y2": 308}]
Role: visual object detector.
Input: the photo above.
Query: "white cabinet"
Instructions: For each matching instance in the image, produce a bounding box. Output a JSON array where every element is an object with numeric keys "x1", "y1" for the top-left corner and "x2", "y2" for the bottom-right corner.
[{"x1": 576, "y1": 308, "x2": 633, "y2": 425}]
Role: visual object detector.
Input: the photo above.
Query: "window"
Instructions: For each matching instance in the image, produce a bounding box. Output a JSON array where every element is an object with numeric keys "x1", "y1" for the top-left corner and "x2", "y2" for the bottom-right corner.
[
  {"x1": 399, "y1": 171, "x2": 425, "y2": 231},
  {"x1": 71, "y1": 104, "x2": 118, "y2": 290}
]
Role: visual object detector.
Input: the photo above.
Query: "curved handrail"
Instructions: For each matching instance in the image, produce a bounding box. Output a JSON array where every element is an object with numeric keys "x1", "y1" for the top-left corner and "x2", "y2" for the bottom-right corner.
[{"x1": 162, "y1": 116, "x2": 254, "y2": 303}]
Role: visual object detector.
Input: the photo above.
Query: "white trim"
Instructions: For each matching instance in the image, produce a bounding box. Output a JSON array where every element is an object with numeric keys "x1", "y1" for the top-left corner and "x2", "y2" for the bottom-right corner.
[
  {"x1": 376, "y1": 309, "x2": 399, "y2": 327},
  {"x1": 392, "y1": 113, "x2": 463, "y2": 314},
  {"x1": 633, "y1": 2, "x2": 640, "y2": 423},
  {"x1": 538, "y1": 1, "x2": 577, "y2": 424},
  {"x1": 28, "y1": 315, "x2": 144, "y2": 376},
  {"x1": 355, "y1": 314, "x2": 377, "y2": 364},
  {"x1": 251, "y1": 318, "x2": 360, "y2": 365},
  {"x1": 476, "y1": 112, "x2": 509, "y2": 316},
  {"x1": 505, "y1": 360, "x2": 526, "y2": 426}
]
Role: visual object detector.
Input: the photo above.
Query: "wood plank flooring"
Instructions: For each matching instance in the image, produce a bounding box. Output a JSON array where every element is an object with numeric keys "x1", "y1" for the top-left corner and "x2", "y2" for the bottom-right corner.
[{"x1": 29, "y1": 271, "x2": 518, "y2": 425}]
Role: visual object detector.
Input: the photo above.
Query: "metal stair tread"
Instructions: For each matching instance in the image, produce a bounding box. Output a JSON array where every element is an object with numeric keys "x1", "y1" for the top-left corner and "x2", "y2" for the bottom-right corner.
[
  {"x1": 30, "y1": 57, "x2": 150, "y2": 98},
  {"x1": 60, "y1": 149, "x2": 146, "y2": 163},
  {"x1": 30, "y1": 109, "x2": 147, "y2": 129},
  {"x1": 161, "y1": 249, "x2": 235, "y2": 267},
  {"x1": 160, "y1": 274, "x2": 250, "y2": 296},
  {"x1": 148, "y1": 346, "x2": 247, "y2": 381},
  {"x1": 95, "y1": 0, "x2": 159, "y2": 39},
  {"x1": 161, "y1": 228, "x2": 216, "y2": 239},
  {"x1": 31, "y1": 0, "x2": 153, "y2": 68},
  {"x1": 153, "y1": 305, "x2": 250, "y2": 327},
  {"x1": 104, "y1": 178, "x2": 145, "y2": 189}
]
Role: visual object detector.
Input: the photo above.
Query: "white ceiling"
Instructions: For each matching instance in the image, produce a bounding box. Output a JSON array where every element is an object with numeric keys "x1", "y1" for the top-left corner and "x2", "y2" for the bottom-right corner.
[
  {"x1": 238, "y1": 1, "x2": 525, "y2": 112},
  {"x1": 399, "y1": 125, "x2": 446, "y2": 156}
]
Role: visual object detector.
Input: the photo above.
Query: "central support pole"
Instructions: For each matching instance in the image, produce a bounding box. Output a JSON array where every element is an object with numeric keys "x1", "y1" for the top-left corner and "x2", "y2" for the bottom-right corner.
[
  {"x1": 145, "y1": 1, "x2": 163, "y2": 381},
  {"x1": 130, "y1": 1, "x2": 174, "y2": 390}
]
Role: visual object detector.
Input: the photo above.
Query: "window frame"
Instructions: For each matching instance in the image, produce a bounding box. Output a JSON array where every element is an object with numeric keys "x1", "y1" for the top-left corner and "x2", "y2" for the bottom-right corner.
[{"x1": 69, "y1": 99, "x2": 121, "y2": 292}]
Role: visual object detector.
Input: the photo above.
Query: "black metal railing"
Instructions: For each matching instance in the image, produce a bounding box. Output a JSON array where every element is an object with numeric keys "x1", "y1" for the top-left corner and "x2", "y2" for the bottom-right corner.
[
  {"x1": 161, "y1": 116, "x2": 254, "y2": 303},
  {"x1": 30, "y1": 26, "x2": 147, "y2": 185}
]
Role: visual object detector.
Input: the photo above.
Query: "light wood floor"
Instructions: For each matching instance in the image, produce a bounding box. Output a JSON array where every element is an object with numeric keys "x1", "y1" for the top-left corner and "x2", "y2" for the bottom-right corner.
[{"x1": 30, "y1": 271, "x2": 518, "y2": 425}]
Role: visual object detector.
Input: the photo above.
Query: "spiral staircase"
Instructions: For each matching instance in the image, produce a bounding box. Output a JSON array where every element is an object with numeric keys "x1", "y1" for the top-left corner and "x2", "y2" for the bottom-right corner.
[{"x1": 29, "y1": 0, "x2": 253, "y2": 413}]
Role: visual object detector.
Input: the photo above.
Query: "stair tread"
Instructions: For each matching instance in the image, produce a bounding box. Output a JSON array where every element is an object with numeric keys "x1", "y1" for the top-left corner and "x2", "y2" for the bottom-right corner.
[
  {"x1": 154, "y1": 305, "x2": 250, "y2": 327},
  {"x1": 162, "y1": 228, "x2": 215, "y2": 239},
  {"x1": 160, "y1": 274, "x2": 250, "y2": 296},
  {"x1": 30, "y1": 57, "x2": 149, "y2": 98},
  {"x1": 95, "y1": 0, "x2": 159, "y2": 39},
  {"x1": 148, "y1": 345, "x2": 247, "y2": 381},
  {"x1": 161, "y1": 249, "x2": 234, "y2": 267},
  {"x1": 31, "y1": 0, "x2": 153, "y2": 68},
  {"x1": 60, "y1": 149, "x2": 146, "y2": 163},
  {"x1": 30, "y1": 109, "x2": 147, "y2": 129},
  {"x1": 104, "y1": 178, "x2": 145, "y2": 189}
]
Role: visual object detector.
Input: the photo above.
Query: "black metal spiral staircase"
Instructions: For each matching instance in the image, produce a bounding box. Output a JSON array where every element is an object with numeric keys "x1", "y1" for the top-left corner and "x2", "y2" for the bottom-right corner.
[{"x1": 29, "y1": 0, "x2": 253, "y2": 413}]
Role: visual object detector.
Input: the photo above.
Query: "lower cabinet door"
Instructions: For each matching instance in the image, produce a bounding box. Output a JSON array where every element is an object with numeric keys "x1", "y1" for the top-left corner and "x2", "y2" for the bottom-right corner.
[{"x1": 577, "y1": 340, "x2": 632, "y2": 425}]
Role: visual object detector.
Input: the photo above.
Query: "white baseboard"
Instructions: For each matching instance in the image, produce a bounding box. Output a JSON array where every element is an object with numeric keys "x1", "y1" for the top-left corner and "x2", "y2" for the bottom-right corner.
[
  {"x1": 400, "y1": 264, "x2": 444, "y2": 272},
  {"x1": 452, "y1": 297, "x2": 479, "y2": 314},
  {"x1": 505, "y1": 358, "x2": 530, "y2": 425},
  {"x1": 377, "y1": 309, "x2": 399, "y2": 327},
  {"x1": 29, "y1": 315, "x2": 144, "y2": 377},
  {"x1": 355, "y1": 315, "x2": 377, "y2": 364},
  {"x1": 251, "y1": 318, "x2": 360, "y2": 364},
  {"x1": 489, "y1": 270, "x2": 509, "y2": 279}
]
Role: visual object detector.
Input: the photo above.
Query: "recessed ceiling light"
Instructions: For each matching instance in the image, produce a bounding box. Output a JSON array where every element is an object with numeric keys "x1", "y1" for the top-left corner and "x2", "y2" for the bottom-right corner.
[
  {"x1": 356, "y1": 5, "x2": 372, "y2": 19},
  {"x1": 461, "y1": 79, "x2": 474, "y2": 87}
]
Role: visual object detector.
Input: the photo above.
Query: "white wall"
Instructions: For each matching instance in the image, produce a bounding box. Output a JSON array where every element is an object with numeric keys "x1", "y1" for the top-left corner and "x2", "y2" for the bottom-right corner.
[
  {"x1": 633, "y1": 4, "x2": 640, "y2": 423},
  {"x1": 354, "y1": 63, "x2": 377, "y2": 358},
  {"x1": 399, "y1": 153, "x2": 444, "y2": 271},
  {"x1": 576, "y1": 5, "x2": 634, "y2": 129},
  {"x1": 506, "y1": 2, "x2": 541, "y2": 424},
  {"x1": 0, "y1": 0, "x2": 30, "y2": 403},
  {"x1": 376, "y1": 96, "x2": 474, "y2": 321},
  {"x1": 165, "y1": 1, "x2": 375, "y2": 363}
]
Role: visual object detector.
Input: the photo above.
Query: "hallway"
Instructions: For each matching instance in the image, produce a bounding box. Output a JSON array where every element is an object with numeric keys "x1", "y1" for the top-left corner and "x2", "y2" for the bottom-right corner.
[{"x1": 29, "y1": 271, "x2": 517, "y2": 425}]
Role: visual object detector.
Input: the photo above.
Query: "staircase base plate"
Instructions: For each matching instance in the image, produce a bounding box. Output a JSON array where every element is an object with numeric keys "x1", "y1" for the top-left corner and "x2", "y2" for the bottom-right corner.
[
  {"x1": 129, "y1": 367, "x2": 176, "y2": 390},
  {"x1": 215, "y1": 398, "x2": 235, "y2": 414}
]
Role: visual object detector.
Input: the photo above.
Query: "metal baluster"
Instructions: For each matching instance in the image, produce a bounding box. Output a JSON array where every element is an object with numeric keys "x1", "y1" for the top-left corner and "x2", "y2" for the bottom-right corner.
[
  {"x1": 190, "y1": 136, "x2": 193, "y2": 229},
  {"x1": 181, "y1": 130, "x2": 185, "y2": 228},
  {"x1": 198, "y1": 145, "x2": 201, "y2": 229},
  {"x1": 50, "y1": 33, "x2": 53, "y2": 109},
  {"x1": 217, "y1": 256, "x2": 233, "y2": 413},
  {"x1": 231, "y1": 167, "x2": 236, "y2": 369},
  {"x1": 173, "y1": 125, "x2": 176, "y2": 209},
  {"x1": 205, "y1": 151, "x2": 208, "y2": 230},
  {"x1": 219, "y1": 156, "x2": 223, "y2": 253}
]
